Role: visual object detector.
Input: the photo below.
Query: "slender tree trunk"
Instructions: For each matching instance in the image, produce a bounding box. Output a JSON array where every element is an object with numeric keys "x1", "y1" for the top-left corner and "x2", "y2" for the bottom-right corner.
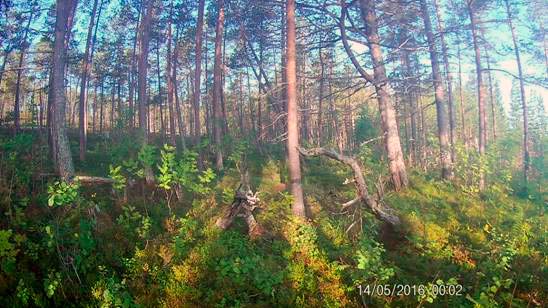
[
  {"x1": 128, "y1": 3, "x2": 142, "y2": 129},
  {"x1": 420, "y1": 0, "x2": 452, "y2": 180},
  {"x1": 14, "y1": 12, "x2": 34, "y2": 133},
  {"x1": 49, "y1": 0, "x2": 77, "y2": 181},
  {"x1": 504, "y1": 0, "x2": 529, "y2": 188},
  {"x1": 137, "y1": 0, "x2": 155, "y2": 184},
  {"x1": 155, "y1": 41, "x2": 165, "y2": 143},
  {"x1": 484, "y1": 47, "x2": 497, "y2": 142},
  {"x1": 456, "y1": 36, "x2": 467, "y2": 147},
  {"x1": 358, "y1": 0, "x2": 408, "y2": 190},
  {"x1": 166, "y1": 2, "x2": 177, "y2": 147},
  {"x1": 0, "y1": 49, "x2": 12, "y2": 91},
  {"x1": 78, "y1": 0, "x2": 100, "y2": 161},
  {"x1": 468, "y1": 2, "x2": 487, "y2": 191},
  {"x1": 39, "y1": 88, "x2": 44, "y2": 127},
  {"x1": 317, "y1": 47, "x2": 324, "y2": 146},
  {"x1": 433, "y1": 0, "x2": 455, "y2": 162},
  {"x1": 100, "y1": 80, "x2": 104, "y2": 132},
  {"x1": 213, "y1": 0, "x2": 225, "y2": 170},
  {"x1": 286, "y1": 0, "x2": 306, "y2": 218},
  {"x1": 92, "y1": 81, "x2": 97, "y2": 132},
  {"x1": 193, "y1": 0, "x2": 205, "y2": 168}
]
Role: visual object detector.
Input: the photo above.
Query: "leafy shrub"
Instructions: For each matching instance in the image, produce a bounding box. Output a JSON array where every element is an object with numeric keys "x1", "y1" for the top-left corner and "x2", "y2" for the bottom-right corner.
[{"x1": 47, "y1": 181, "x2": 80, "y2": 207}]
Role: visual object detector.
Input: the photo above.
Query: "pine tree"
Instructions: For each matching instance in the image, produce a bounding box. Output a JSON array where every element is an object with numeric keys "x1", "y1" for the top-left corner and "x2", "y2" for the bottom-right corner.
[{"x1": 509, "y1": 79, "x2": 522, "y2": 130}]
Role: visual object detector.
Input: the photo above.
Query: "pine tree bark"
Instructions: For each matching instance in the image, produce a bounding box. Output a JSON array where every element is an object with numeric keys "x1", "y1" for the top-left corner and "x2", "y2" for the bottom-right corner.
[
  {"x1": 128, "y1": 3, "x2": 142, "y2": 129},
  {"x1": 79, "y1": 0, "x2": 100, "y2": 161},
  {"x1": 504, "y1": 0, "x2": 529, "y2": 188},
  {"x1": 166, "y1": 1, "x2": 176, "y2": 147},
  {"x1": 467, "y1": 2, "x2": 487, "y2": 191},
  {"x1": 213, "y1": 0, "x2": 225, "y2": 170},
  {"x1": 193, "y1": 0, "x2": 205, "y2": 168},
  {"x1": 14, "y1": 11, "x2": 34, "y2": 133},
  {"x1": 286, "y1": 0, "x2": 306, "y2": 218},
  {"x1": 456, "y1": 35, "x2": 467, "y2": 146},
  {"x1": 49, "y1": 0, "x2": 77, "y2": 181},
  {"x1": 357, "y1": 0, "x2": 408, "y2": 190},
  {"x1": 433, "y1": 0, "x2": 456, "y2": 162},
  {"x1": 420, "y1": 0, "x2": 452, "y2": 180},
  {"x1": 137, "y1": 0, "x2": 155, "y2": 184}
]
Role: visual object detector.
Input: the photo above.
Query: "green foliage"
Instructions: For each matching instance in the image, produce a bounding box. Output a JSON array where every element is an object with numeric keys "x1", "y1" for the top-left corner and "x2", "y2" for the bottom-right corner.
[
  {"x1": 0, "y1": 229, "x2": 17, "y2": 274},
  {"x1": 43, "y1": 271, "x2": 61, "y2": 298},
  {"x1": 117, "y1": 205, "x2": 151, "y2": 241},
  {"x1": 47, "y1": 180, "x2": 80, "y2": 207},
  {"x1": 173, "y1": 150, "x2": 216, "y2": 195},
  {"x1": 158, "y1": 144, "x2": 177, "y2": 190},
  {"x1": 92, "y1": 273, "x2": 137, "y2": 308},
  {"x1": 0, "y1": 132, "x2": 545, "y2": 307},
  {"x1": 137, "y1": 144, "x2": 157, "y2": 168},
  {"x1": 354, "y1": 237, "x2": 395, "y2": 284},
  {"x1": 109, "y1": 165, "x2": 127, "y2": 192}
]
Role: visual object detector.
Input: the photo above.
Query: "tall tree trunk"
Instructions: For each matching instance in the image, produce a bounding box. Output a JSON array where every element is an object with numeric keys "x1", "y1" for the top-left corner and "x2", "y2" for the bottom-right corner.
[
  {"x1": 484, "y1": 47, "x2": 497, "y2": 142},
  {"x1": 468, "y1": 2, "x2": 487, "y2": 192},
  {"x1": 420, "y1": 0, "x2": 452, "y2": 180},
  {"x1": 128, "y1": 3, "x2": 142, "y2": 129},
  {"x1": 78, "y1": 0, "x2": 100, "y2": 161},
  {"x1": 156, "y1": 41, "x2": 165, "y2": 143},
  {"x1": 456, "y1": 35, "x2": 467, "y2": 147},
  {"x1": 433, "y1": 0, "x2": 455, "y2": 162},
  {"x1": 14, "y1": 11, "x2": 34, "y2": 133},
  {"x1": 213, "y1": 0, "x2": 225, "y2": 170},
  {"x1": 166, "y1": 1, "x2": 177, "y2": 147},
  {"x1": 286, "y1": 0, "x2": 306, "y2": 218},
  {"x1": 137, "y1": 0, "x2": 155, "y2": 184},
  {"x1": 358, "y1": 0, "x2": 408, "y2": 190},
  {"x1": 504, "y1": 0, "x2": 529, "y2": 188},
  {"x1": 100, "y1": 79, "x2": 104, "y2": 132},
  {"x1": 317, "y1": 47, "x2": 324, "y2": 146},
  {"x1": 193, "y1": 0, "x2": 205, "y2": 168},
  {"x1": 0, "y1": 49, "x2": 12, "y2": 91},
  {"x1": 49, "y1": 0, "x2": 77, "y2": 181}
]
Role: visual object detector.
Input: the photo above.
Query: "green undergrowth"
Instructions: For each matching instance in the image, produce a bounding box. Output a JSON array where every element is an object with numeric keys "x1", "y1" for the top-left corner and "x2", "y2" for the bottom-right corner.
[{"x1": 0, "y1": 131, "x2": 546, "y2": 307}]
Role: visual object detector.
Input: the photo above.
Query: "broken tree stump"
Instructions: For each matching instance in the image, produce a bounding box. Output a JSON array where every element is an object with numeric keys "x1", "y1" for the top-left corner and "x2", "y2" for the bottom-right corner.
[
  {"x1": 298, "y1": 147, "x2": 401, "y2": 227},
  {"x1": 215, "y1": 185, "x2": 264, "y2": 238}
]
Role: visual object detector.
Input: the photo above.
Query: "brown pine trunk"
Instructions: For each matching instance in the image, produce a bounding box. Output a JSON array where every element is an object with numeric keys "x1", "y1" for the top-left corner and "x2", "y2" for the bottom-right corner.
[
  {"x1": 49, "y1": 0, "x2": 77, "y2": 181},
  {"x1": 99, "y1": 80, "x2": 104, "y2": 132},
  {"x1": 172, "y1": 28, "x2": 186, "y2": 150},
  {"x1": 166, "y1": 2, "x2": 176, "y2": 147},
  {"x1": 317, "y1": 47, "x2": 324, "y2": 146},
  {"x1": 194, "y1": 0, "x2": 205, "y2": 168},
  {"x1": 156, "y1": 41, "x2": 165, "y2": 143},
  {"x1": 128, "y1": 3, "x2": 142, "y2": 129},
  {"x1": 14, "y1": 12, "x2": 34, "y2": 133},
  {"x1": 78, "y1": 0, "x2": 101, "y2": 161},
  {"x1": 420, "y1": 0, "x2": 452, "y2": 180},
  {"x1": 456, "y1": 35, "x2": 467, "y2": 147},
  {"x1": 433, "y1": 0, "x2": 455, "y2": 162},
  {"x1": 359, "y1": 0, "x2": 408, "y2": 190},
  {"x1": 137, "y1": 0, "x2": 155, "y2": 184},
  {"x1": 213, "y1": 0, "x2": 225, "y2": 170},
  {"x1": 484, "y1": 47, "x2": 497, "y2": 141},
  {"x1": 286, "y1": 0, "x2": 306, "y2": 218},
  {"x1": 468, "y1": 2, "x2": 487, "y2": 191},
  {"x1": 504, "y1": 0, "x2": 529, "y2": 188}
]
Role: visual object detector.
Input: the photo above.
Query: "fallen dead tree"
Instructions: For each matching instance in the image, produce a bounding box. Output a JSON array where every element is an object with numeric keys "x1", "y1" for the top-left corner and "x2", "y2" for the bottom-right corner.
[{"x1": 298, "y1": 147, "x2": 400, "y2": 227}]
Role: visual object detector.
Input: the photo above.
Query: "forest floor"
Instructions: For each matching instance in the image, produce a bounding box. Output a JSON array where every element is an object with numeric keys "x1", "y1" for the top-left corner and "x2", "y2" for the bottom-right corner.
[{"x1": 0, "y1": 129, "x2": 546, "y2": 307}]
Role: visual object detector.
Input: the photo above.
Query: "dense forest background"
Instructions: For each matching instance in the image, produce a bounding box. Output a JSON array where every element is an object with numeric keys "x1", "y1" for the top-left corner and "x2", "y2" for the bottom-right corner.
[{"x1": 0, "y1": 0, "x2": 546, "y2": 306}]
